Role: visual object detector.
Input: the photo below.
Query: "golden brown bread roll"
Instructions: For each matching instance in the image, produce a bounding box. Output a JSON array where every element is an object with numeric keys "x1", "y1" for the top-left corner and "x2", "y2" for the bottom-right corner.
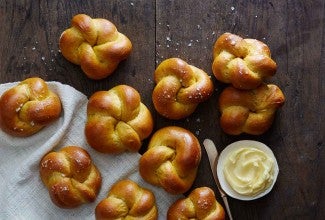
[
  {"x1": 153, "y1": 58, "x2": 214, "y2": 119},
  {"x1": 219, "y1": 84, "x2": 285, "y2": 135},
  {"x1": 85, "y1": 85, "x2": 153, "y2": 154},
  {"x1": 212, "y1": 32, "x2": 277, "y2": 90},
  {"x1": 95, "y1": 179, "x2": 158, "y2": 220},
  {"x1": 39, "y1": 146, "x2": 102, "y2": 209},
  {"x1": 139, "y1": 126, "x2": 201, "y2": 194},
  {"x1": 167, "y1": 187, "x2": 225, "y2": 220},
  {"x1": 59, "y1": 14, "x2": 132, "y2": 80},
  {"x1": 0, "y1": 77, "x2": 62, "y2": 136}
]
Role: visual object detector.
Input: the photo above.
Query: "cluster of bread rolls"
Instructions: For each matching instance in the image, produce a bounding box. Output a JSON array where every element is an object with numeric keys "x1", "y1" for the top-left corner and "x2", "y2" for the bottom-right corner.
[
  {"x1": 0, "y1": 12, "x2": 288, "y2": 219},
  {"x1": 213, "y1": 32, "x2": 285, "y2": 135}
]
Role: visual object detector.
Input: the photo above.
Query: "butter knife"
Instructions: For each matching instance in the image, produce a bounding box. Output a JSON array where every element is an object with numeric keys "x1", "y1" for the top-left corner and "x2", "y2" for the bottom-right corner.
[{"x1": 203, "y1": 139, "x2": 233, "y2": 220}]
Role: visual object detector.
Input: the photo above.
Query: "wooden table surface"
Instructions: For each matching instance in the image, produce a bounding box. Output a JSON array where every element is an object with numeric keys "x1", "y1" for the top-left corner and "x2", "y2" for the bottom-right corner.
[{"x1": 1, "y1": 1, "x2": 324, "y2": 219}]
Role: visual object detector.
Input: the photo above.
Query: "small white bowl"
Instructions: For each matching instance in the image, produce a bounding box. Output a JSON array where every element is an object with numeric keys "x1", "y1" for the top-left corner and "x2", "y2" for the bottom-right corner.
[{"x1": 217, "y1": 140, "x2": 279, "y2": 201}]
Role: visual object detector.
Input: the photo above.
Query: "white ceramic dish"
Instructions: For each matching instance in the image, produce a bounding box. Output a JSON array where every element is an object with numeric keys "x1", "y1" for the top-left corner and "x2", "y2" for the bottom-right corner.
[{"x1": 217, "y1": 140, "x2": 279, "y2": 201}]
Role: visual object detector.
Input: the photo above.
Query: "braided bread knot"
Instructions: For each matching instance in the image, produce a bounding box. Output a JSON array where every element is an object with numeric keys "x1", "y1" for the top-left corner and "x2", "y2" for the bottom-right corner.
[
  {"x1": 85, "y1": 85, "x2": 153, "y2": 153},
  {"x1": 139, "y1": 126, "x2": 201, "y2": 194},
  {"x1": 153, "y1": 58, "x2": 214, "y2": 119},
  {"x1": 59, "y1": 14, "x2": 132, "y2": 80},
  {"x1": 167, "y1": 187, "x2": 225, "y2": 220},
  {"x1": 0, "y1": 77, "x2": 62, "y2": 136},
  {"x1": 95, "y1": 179, "x2": 158, "y2": 220},
  {"x1": 212, "y1": 33, "x2": 277, "y2": 90},
  {"x1": 219, "y1": 84, "x2": 285, "y2": 135},
  {"x1": 39, "y1": 146, "x2": 102, "y2": 208}
]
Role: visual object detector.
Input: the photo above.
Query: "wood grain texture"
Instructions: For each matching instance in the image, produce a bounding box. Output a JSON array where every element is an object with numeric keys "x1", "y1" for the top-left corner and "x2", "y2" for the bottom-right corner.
[{"x1": 0, "y1": 0, "x2": 324, "y2": 219}]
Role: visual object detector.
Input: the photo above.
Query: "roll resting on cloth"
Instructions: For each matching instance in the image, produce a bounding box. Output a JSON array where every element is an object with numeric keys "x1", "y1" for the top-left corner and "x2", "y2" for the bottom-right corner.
[{"x1": 0, "y1": 81, "x2": 181, "y2": 219}]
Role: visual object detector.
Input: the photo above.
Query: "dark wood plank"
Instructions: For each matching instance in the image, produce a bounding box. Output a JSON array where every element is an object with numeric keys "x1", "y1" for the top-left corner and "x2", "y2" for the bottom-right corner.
[
  {"x1": 156, "y1": 0, "x2": 324, "y2": 219},
  {"x1": 0, "y1": 0, "x2": 324, "y2": 219},
  {"x1": 0, "y1": 0, "x2": 156, "y2": 100}
]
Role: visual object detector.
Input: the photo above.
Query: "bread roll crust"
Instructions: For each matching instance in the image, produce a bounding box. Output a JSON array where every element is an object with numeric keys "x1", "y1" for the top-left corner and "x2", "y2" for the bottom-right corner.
[
  {"x1": 85, "y1": 85, "x2": 153, "y2": 153},
  {"x1": 153, "y1": 58, "x2": 214, "y2": 119},
  {"x1": 95, "y1": 179, "x2": 158, "y2": 220},
  {"x1": 219, "y1": 83, "x2": 285, "y2": 135},
  {"x1": 59, "y1": 14, "x2": 132, "y2": 80},
  {"x1": 39, "y1": 146, "x2": 102, "y2": 209},
  {"x1": 167, "y1": 187, "x2": 225, "y2": 220},
  {"x1": 139, "y1": 126, "x2": 201, "y2": 194},
  {"x1": 212, "y1": 32, "x2": 277, "y2": 90},
  {"x1": 0, "y1": 77, "x2": 62, "y2": 136}
]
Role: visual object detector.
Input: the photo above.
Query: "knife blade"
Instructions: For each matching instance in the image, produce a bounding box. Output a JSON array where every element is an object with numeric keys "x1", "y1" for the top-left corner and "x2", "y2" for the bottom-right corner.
[{"x1": 203, "y1": 139, "x2": 233, "y2": 220}]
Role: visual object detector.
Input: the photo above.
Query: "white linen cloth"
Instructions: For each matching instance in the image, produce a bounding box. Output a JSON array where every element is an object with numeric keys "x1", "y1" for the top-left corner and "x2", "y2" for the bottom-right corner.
[{"x1": 0, "y1": 81, "x2": 180, "y2": 220}]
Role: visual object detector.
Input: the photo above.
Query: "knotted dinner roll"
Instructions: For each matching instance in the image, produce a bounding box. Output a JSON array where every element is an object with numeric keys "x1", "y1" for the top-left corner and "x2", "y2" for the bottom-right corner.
[
  {"x1": 59, "y1": 14, "x2": 132, "y2": 80},
  {"x1": 167, "y1": 187, "x2": 225, "y2": 220},
  {"x1": 153, "y1": 58, "x2": 214, "y2": 119},
  {"x1": 85, "y1": 85, "x2": 153, "y2": 154},
  {"x1": 0, "y1": 77, "x2": 62, "y2": 137},
  {"x1": 95, "y1": 179, "x2": 158, "y2": 220},
  {"x1": 219, "y1": 83, "x2": 285, "y2": 135},
  {"x1": 212, "y1": 32, "x2": 277, "y2": 90},
  {"x1": 39, "y1": 146, "x2": 102, "y2": 208},
  {"x1": 139, "y1": 126, "x2": 201, "y2": 194}
]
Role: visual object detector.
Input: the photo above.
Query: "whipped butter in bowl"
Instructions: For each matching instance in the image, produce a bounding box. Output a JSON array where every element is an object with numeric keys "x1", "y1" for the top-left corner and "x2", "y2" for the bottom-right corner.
[{"x1": 217, "y1": 140, "x2": 279, "y2": 200}]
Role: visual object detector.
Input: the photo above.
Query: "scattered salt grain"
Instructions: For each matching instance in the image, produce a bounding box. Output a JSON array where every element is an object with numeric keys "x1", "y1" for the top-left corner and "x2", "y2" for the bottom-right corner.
[
  {"x1": 15, "y1": 103, "x2": 23, "y2": 112},
  {"x1": 231, "y1": 6, "x2": 235, "y2": 11}
]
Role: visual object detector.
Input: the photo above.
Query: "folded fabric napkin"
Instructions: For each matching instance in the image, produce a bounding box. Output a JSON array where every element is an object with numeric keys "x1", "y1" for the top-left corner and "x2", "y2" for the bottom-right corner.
[{"x1": 0, "y1": 81, "x2": 180, "y2": 219}]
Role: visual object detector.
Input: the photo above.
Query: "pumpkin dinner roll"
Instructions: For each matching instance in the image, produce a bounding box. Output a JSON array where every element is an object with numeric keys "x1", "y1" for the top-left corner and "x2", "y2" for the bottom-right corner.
[
  {"x1": 39, "y1": 146, "x2": 102, "y2": 209},
  {"x1": 152, "y1": 58, "x2": 214, "y2": 119},
  {"x1": 212, "y1": 32, "x2": 277, "y2": 90},
  {"x1": 139, "y1": 126, "x2": 201, "y2": 194},
  {"x1": 167, "y1": 187, "x2": 225, "y2": 220},
  {"x1": 85, "y1": 85, "x2": 153, "y2": 154},
  {"x1": 95, "y1": 179, "x2": 158, "y2": 220},
  {"x1": 0, "y1": 77, "x2": 62, "y2": 137},
  {"x1": 59, "y1": 14, "x2": 132, "y2": 80},
  {"x1": 219, "y1": 83, "x2": 285, "y2": 135}
]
